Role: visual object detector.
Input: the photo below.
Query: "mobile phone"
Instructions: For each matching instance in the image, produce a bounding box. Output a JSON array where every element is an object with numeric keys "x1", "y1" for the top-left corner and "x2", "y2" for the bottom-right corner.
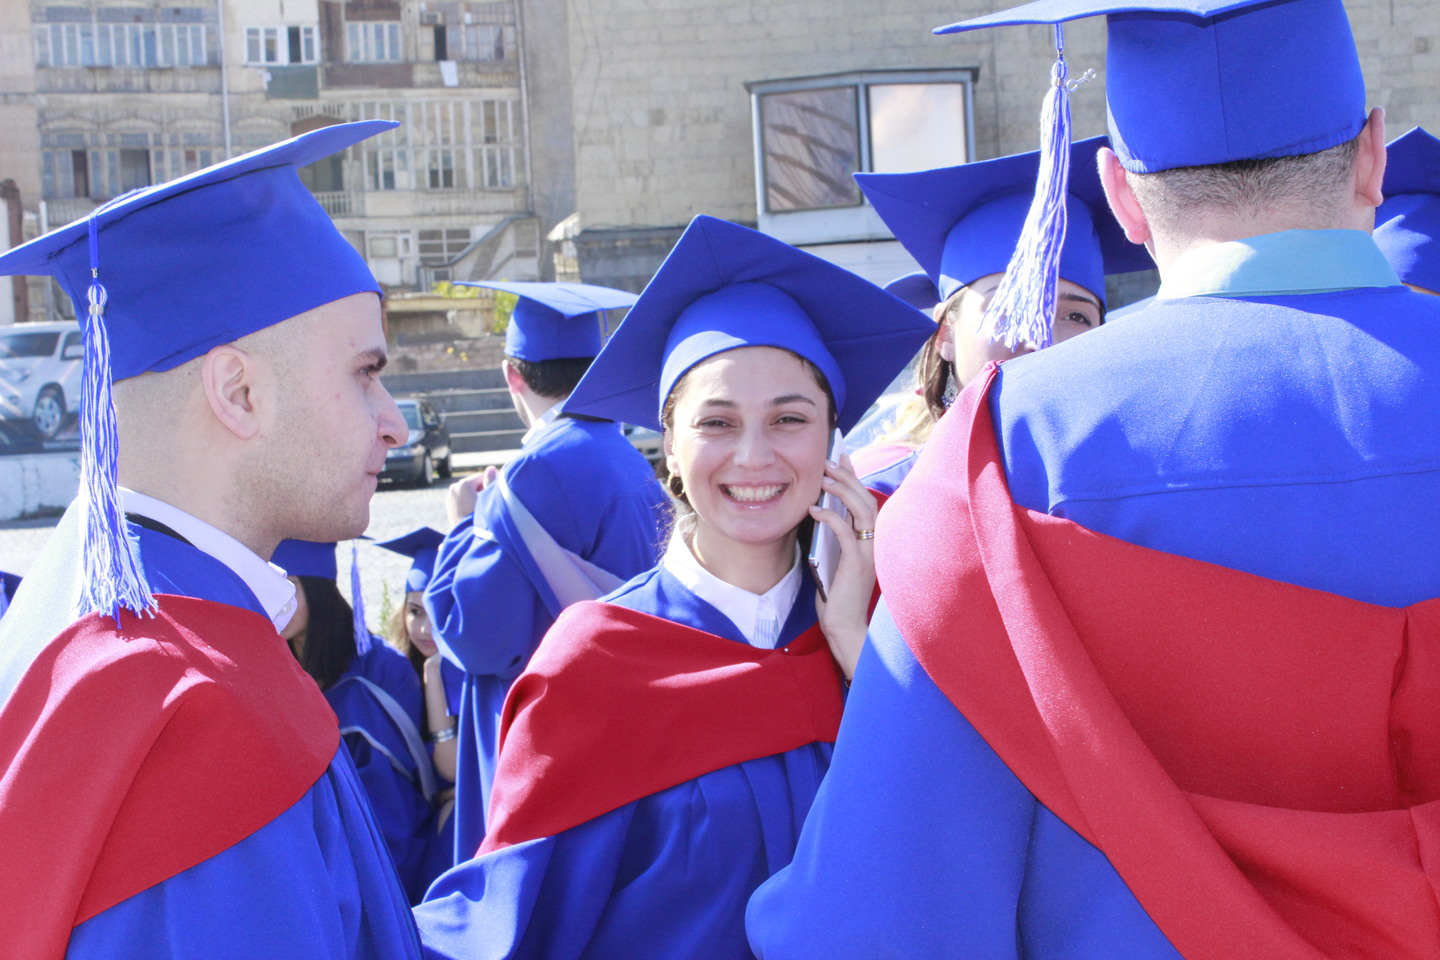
[{"x1": 807, "y1": 428, "x2": 849, "y2": 602}]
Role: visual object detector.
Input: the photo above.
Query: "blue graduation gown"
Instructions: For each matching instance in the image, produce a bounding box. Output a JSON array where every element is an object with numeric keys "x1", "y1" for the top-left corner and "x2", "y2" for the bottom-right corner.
[
  {"x1": 0, "y1": 508, "x2": 421, "y2": 959},
  {"x1": 858, "y1": 448, "x2": 918, "y2": 497},
  {"x1": 424, "y1": 417, "x2": 665, "y2": 860},
  {"x1": 414, "y1": 569, "x2": 834, "y2": 960},
  {"x1": 327, "y1": 640, "x2": 450, "y2": 904},
  {"x1": 747, "y1": 239, "x2": 1440, "y2": 956}
]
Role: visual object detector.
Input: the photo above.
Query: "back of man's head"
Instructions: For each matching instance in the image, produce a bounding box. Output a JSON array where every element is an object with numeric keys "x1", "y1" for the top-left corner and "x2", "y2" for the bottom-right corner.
[
  {"x1": 505, "y1": 355, "x2": 594, "y2": 401},
  {"x1": 1125, "y1": 138, "x2": 1366, "y2": 246}
]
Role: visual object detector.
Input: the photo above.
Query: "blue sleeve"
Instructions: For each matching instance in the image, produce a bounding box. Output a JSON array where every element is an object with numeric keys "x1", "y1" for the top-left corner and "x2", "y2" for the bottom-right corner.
[
  {"x1": 67, "y1": 755, "x2": 422, "y2": 960},
  {"x1": 424, "y1": 500, "x2": 546, "y2": 681},
  {"x1": 745, "y1": 600, "x2": 1180, "y2": 959}
]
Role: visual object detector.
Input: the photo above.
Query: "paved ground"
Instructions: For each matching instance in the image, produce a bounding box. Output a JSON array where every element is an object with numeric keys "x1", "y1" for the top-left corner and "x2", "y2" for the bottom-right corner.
[{"x1": 0, "y1": 449, "x2": 517, "y2": 633}]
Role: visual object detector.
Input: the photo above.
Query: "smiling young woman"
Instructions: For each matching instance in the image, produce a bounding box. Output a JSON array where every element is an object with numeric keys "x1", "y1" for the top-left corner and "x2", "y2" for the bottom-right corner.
[{"x1": 412, "y1": 216, "x2": 933, "y2": 960}]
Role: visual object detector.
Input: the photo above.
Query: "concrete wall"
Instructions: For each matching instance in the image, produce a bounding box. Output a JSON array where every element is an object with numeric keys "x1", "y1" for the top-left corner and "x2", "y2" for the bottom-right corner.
[
  {"x1": 563, "y1": 0, "x2": 1440, "y2": 287},
  {"x1": 0, "y1": 451, "x2": 78, "y2": 521}
]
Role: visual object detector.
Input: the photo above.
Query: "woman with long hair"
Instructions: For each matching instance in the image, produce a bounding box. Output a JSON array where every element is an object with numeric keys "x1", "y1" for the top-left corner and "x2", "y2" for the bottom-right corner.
[
  {"x1": 378, "y1": 527, "x2": 463, "y2": 878},
  {"x1": 413, "y1": 216, "x2": 932, "y2": 959},
  {"x1": 276, "y1": 538, "x2": 442, "y2": 904},
  {"x1": 853, "y1": 136, "x2": 1152, "y2": 495}
]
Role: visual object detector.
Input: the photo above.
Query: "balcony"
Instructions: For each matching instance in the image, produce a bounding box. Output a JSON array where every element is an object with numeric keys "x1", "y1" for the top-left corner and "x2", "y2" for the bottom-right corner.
[
  {"x1": 43, "y1": 197, "x2": 100, "y2": 228},
  {"x1": 312, "y1": 192, "x2": 364, "y2": 217},
  {"x1": 37, "y1": 66, "x2": 222, "y2": 95}
]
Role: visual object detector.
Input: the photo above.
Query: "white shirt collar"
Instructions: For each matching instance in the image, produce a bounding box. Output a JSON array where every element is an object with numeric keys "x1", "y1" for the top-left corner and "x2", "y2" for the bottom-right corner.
[
  {"x1": 662, "y1": 535, "x2": 804, "y2": 649},
  {"x1": 121, "y1": 489, "x2": 298, "y2": 634},
  {"x1": 521, "y1": 404, "x2": 563, "y2": 446}
]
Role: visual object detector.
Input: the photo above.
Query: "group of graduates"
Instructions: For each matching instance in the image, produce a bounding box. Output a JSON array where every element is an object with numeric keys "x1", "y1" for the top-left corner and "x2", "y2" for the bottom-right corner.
[{"x1": 3, "y1": 0, "x2": 1440, "y2": 957}]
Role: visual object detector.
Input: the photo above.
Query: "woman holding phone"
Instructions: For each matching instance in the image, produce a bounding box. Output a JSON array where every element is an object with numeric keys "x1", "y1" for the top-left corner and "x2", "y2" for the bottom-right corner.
[{"x1": 413, "y1": 216, "x2": 932, "y2": 960}]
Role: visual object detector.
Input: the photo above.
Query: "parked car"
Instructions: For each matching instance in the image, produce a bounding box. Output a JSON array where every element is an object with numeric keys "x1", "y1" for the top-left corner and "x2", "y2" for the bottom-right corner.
[
  {"x1": 382, "y1": 398, "x2": 453, "y2": 487},
  {"x1": 0, "y1": 322, "x2": 83, "y2": 440}
]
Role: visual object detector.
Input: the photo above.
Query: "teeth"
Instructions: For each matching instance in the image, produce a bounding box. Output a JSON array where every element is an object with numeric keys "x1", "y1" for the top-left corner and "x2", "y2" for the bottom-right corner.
[{"x1": 725, "y1": 484, "x2": 784, "y2": 502}]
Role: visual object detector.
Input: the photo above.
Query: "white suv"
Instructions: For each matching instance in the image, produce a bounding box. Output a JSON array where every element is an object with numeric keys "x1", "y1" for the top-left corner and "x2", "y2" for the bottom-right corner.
[{"x1": 0, "y1": 322, "x2": 83, "y2": 440}]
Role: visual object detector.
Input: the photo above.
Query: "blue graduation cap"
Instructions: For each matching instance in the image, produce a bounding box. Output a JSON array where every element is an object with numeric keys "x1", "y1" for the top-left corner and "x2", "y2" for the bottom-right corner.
[
  {"x1": 858, "y1": 136, "x2": 1151, "y2": 307},
  {"x1": 458, "y1": 281, "x2": 639, "y2": 362},
  {"x1": 272, "y1": 538, "x2": 375, "y2": 655},
  {"x1": 374, "y1": 527, "x2": 446, "y2": 593},
  {"x1": 562, "y1": 216, "x2": 935, "y2": 434},
  {"x1": 0, "y1": 120, "x2": 393, "y2": 624},
  {"x1": 272, "y1": 539, "x2": 339, "y2": 580},
  {"x1": 1375, "y1": 127, "x2": 1440, "y2": 294},
  {"x1": 883, "y1": 272, "x2": 942, "y2": 315},
  {"x1": 937, "y1": 0, "x2": 1367, "y2": 174}
]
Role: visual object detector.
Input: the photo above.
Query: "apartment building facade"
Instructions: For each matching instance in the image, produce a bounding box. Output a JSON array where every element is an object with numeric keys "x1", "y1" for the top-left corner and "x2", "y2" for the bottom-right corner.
[{"x1": 5, "y1": 0, "x2": 563, "y2": 324}]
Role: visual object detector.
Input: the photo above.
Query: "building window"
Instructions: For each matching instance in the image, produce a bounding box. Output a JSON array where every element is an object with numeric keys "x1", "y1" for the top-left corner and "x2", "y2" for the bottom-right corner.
[
  {"x1": 37, "y1": 20, "x2": 211, "y2": 68},
  {"x1": 42, "y1": 133, "x2": 219, "y2": 201},
  {"x1": 354, "y1": 98, "x2": 523, "y2": 192},
  {"x1": 749, "y1": 71, "x2": 974, "y2": 216},
  {"x1": 346, "y1": 22, "x2": 401, "y2": 63},
  {"x1": 418, "y1": 229, "x2": 471, "y2": 264},
  {"x1": 245, "y1": 25, "x2": 318, "y2": 65},
  {"x1": 460, "y1": 23, "x2": 513, "y2": 61}
]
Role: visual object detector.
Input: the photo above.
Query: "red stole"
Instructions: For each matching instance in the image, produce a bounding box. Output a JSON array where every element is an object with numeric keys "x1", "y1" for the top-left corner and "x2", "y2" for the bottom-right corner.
[
  {"x1": 481, "y1": 602, "x2": 844, "y2": 854},
  {"x1": 0, "y1": 595, "x2": 339, "y2": 960},
  {"x1": 878, "y1": 364, "x2": 1440, "y2": 959}
]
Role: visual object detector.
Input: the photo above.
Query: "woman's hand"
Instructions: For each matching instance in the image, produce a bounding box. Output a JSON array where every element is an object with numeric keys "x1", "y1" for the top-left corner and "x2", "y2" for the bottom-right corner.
[
  {"x1": 809, "y1": 454, "x2": 877, "y2": 682},
  {"x1": 423, "y1": 653, "x2": 459, "y2": 783}
]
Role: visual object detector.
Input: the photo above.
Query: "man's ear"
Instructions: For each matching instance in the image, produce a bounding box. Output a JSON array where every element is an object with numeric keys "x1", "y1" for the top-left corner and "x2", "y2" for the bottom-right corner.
[
  {"x1": 1353, "y1": 106, "x2": 1387, "y2": 212},
  {"x1": 200, "y1": 345, "x2": 263, "y2": 440},
  {"x1": 1098, "y1": 147, "x2": 1152, "y2": 247},
  {"x1": 500, "y1": 358, "x2": 526, "y2": 395}
]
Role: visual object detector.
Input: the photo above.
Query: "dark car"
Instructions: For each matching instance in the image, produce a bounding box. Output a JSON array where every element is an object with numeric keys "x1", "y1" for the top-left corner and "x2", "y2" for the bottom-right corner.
[{"x1": 381, "y1": 398, "x2": 453, "y2": 487}]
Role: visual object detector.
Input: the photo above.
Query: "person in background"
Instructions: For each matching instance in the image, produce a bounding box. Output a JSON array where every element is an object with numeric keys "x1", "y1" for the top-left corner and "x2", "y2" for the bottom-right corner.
[
  {"x1": 276, "y1": 538, "x2": 444, "y2": 906},
  {"x1": 425, "y1": 282, "x2": 668, "y2": 861},
  {"x1": 748, "y1": 0, "x2": 1440, "y2": 956},
  {"x1": 853, "y1": 135, "x2": 1151, "y2": 496},
  {"x1": 413, "y1": 216, "x2": 932, "y2": 960},
  {"x1": 1375, "y1": 126, "x2": 1440, "y2": 296},
  {"x1": 0, "y1": 122, "x2": 421, "y2": 958},
  {"x1": 0, "y1": 572, "x2": 19, "y2": 620},
  {"x1": 379, "y1": 526, "x2": 463, "y2": 880},
  {"x1": 845, "y1": 271, "x2": 941, "y2": 480}
]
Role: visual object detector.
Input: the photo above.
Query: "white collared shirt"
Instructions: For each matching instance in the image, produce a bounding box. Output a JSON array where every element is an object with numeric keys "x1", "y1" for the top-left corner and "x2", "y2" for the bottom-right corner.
[
  {"x1": 122, "y1": 489, "x2": 298, "y2": 634},
  {"x1": 520, "y1": 404, "x2": 563, "y2": 447},
  {"x1": 662, "y1": 535, "x2": 803, "y2": 649}
]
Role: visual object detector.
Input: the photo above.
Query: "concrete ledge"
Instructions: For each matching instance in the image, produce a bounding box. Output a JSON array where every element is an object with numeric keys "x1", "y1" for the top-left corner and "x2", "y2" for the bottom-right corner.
[{"x1": 0, "y1": 451, "x2": 78, "y2": 521}]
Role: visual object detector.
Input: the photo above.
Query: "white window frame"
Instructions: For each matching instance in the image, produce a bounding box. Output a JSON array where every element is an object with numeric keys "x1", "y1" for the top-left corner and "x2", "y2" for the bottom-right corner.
[
  {"x1": 353, "y1": 98, "x2": 523, "y2": 193},
  {"x1": 38, "y1": 19, "x2": 210, "y2": 68},
  {"x1": 244, "y1": 24, "x2": 318, "y2": 66},
  {"x1": 346, "y1": 21, "x2": 402, "y2": 63},
  {"x1": 748, "y1": 69, "x2": 976, "y2": 247}
]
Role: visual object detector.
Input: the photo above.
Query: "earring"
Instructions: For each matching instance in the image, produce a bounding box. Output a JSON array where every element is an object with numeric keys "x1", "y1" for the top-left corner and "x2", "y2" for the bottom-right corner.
[
  {"x1": 666, "y1": 474, "x2": 685, "y2": 500},
  {"x1": 941, "y1": 363, "x2": 959, "y2": 409}
]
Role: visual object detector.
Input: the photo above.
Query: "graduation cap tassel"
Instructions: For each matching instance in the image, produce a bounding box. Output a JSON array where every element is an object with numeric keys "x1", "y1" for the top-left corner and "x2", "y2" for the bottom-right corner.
[
  {"x1": 982, "y1": 26, "x2": 1095, "y2": 351},
  {"x1": 77, "y1": 213, "x2": 155, "y2": 627},
  {"x1": 350, "y1": 542, "x2": 372, "y2": 656}
]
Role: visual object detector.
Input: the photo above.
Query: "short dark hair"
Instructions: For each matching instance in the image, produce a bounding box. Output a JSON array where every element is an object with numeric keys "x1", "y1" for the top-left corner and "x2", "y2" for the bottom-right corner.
[
  {"x1": 1125, "y1": 136, "x2": 1361, "y2": 230},
  {"x1": 505, "y1": 355, "x2": 594, "y2": 399},
  {"x1": 292, "y1": 575, "x2": 357, "y2": 691}
]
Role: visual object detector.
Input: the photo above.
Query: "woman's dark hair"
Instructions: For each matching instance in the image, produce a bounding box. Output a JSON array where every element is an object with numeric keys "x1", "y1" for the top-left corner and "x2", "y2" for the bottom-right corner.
[
  {"x1": 293, "y1": 575, "x2": 357, "y2": 691},
  {"x1": 505, "y1": 355, "x2": 594, "y2": 399}
]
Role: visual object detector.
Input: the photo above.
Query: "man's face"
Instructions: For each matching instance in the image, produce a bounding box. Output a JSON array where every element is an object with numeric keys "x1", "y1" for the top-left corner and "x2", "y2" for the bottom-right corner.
[{"x1": 256, "y1": 292, "x2": 404, "y2": 544}]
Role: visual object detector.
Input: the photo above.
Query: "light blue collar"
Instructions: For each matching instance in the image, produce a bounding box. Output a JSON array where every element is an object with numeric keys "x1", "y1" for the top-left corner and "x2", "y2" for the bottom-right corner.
[{"x1": 1157, "y1": 229, "x2": 1401, "y2": 300}]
